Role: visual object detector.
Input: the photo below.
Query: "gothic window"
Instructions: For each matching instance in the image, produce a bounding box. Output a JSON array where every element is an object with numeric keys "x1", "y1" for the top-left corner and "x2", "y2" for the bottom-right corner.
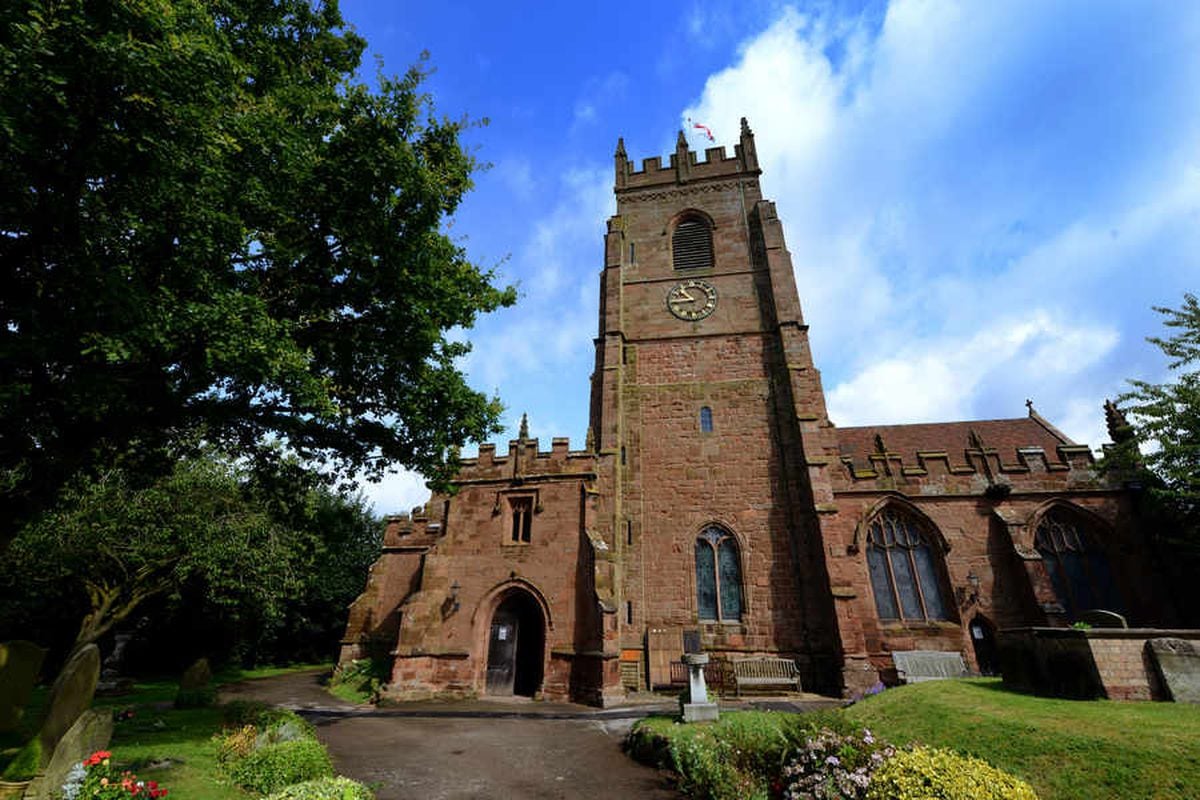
[
  {"x1": 699, "y1": 406, "x2": 713, "y2": 433},
  {"x1": 509, "y1": 497, "x2": 532, "y2": 543},
  {"x1": 866, "y1": 508, "x2": 949, "y2": 622},
  {"x1": 673, "y1": 218, "x2": 713, "y2": 271},
  {"x1": 1035, "y1": 509, "x2": 1122, "y2": 617},
  {"x1": 695, "y1": 526, "x2": 743, "y2": 621}
]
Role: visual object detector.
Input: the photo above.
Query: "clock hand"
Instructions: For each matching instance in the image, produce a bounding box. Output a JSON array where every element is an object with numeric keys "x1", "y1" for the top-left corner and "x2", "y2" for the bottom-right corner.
[{"x1": 675, "y1": 288, "x2": 694, "y2": 303}]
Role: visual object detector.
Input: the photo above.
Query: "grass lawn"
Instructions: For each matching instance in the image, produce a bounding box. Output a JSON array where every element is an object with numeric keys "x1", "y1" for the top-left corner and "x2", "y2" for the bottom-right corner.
[
  {"x1": 844, "y1": 678, "x2": 1200, "y2": 800},
  {"x1": 1, "y1": 663, "x2": 334, "y2": 799}
]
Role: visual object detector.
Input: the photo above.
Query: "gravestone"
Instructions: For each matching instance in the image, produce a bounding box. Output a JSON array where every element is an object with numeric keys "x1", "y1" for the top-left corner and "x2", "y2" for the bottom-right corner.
[
  {"x1": 96, "y1": 633, "x2": 135, "y2": 695},
  {"x1": 179, "y1": 657, "x2": 212, "y2": 690},
  {"x1": 1147, "y1": 638, "x2": 1200, "y2": 703},
  {"x1": 892, "y1": 650, "x2": 968, "y2": 683},
  {"x1": 0, "y1": 640, "x2": 47, "y2": 733},
  {"x1": 2, "y1": 645, "x2": 101, "y2": 787},
  {"x1": 38, "y1": 645, "x2": 101, "y2": 757},
  {"x1": 23, "y1": 709, "x2": 113, "y2": 800},
  {"x1": 175, "y1": 657, "x2": 215, "y2": 708}
]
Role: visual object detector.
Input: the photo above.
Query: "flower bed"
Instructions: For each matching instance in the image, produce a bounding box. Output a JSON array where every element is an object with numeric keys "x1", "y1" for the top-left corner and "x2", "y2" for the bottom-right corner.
[{"x1": 627, "y1": 710, "x2": 1038, "y2": 800}]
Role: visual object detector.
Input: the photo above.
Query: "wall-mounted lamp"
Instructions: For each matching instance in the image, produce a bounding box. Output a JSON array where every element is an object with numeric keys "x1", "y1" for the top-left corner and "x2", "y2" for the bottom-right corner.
[
  {"x1": 957, "y1": 570, "x2": 984, "y2": 608},
  {"x1": 449, "y1": 580, "x2": 461, "y2": 613}
]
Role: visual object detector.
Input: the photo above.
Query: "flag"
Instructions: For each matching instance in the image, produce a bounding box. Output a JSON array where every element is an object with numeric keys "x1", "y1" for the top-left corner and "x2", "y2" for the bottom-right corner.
[{"x1": 687, "y1": 117, "x2": 715, "y2": 142}]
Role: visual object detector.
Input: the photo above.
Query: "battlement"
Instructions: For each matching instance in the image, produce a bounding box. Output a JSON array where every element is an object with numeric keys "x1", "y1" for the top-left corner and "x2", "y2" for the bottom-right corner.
[
  {"x1": 615, "y1": 117, "x2": 761, "y2": 193},
  {"x1": 838, "y1": 443, "x2": 1098, "y2": 483},
  {"x1": 454, "y1": 435, "x2": 597, "y2": 483},
  {"x1": 833, "y1": 416, "x2": 1109, "y2": 492}
]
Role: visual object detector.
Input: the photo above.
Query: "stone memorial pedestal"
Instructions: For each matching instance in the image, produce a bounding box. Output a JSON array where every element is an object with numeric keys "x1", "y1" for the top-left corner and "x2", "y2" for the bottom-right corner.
[{"x1": 680, "y1": 653, "x2": 719, "y2": 723}]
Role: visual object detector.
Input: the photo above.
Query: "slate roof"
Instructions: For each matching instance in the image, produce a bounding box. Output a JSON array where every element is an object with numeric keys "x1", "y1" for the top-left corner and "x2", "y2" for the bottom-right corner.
[{"x1": 836, "y1": 415, "x2": 1076, "y2": 464}]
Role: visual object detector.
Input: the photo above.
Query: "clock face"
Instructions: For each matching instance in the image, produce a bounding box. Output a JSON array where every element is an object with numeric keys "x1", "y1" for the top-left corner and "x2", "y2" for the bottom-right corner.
[{"x1": 667, "y1": 279, "x2": 718, "y2": 321}]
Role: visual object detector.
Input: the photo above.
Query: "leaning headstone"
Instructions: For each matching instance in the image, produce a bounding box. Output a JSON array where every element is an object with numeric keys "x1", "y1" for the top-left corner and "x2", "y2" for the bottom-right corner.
[
  {"x1": 2, "y1": 645, "x2": 101, "y2": 785},
  {"x1": 23, "y1": 709, "x2": 113, "y2": 800},
  {"x1": 1147, "y1": 638, "x2": 1200, "y2": 703},
  {"x1": 0, "y1": 640, "x2": 48, "y2": 733},
  {"x1": 38, "y1": 645, "x2": 101, "y2": 757}
]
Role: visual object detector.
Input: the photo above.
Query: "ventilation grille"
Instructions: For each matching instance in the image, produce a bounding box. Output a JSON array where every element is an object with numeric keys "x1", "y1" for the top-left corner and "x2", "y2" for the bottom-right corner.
[{"x1": 673, "y1": 220, "x2": 713, "y2": 270}]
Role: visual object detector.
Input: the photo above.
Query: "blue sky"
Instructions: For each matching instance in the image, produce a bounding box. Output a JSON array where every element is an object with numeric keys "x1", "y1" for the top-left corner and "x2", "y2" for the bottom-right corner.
[{"x1": 339, "y1": 0, "x2": 1200, "y2": 514}]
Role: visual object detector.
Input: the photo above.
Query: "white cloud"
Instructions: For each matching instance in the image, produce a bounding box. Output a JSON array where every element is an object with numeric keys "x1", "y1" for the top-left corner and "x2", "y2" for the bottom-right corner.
[
  {"x1": 360, "y1": 466, "x2": 429, "y2": 517},
  {"x1": 827, "y1": 312, "x2": 1119, "y2": 428},
  {"x1": 683, "y1": 1, "x2": 1200, "y2": 439}
]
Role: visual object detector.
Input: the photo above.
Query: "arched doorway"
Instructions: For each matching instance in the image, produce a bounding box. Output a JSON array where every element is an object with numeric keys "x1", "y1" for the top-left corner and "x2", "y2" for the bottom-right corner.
[
  {"x1": 969, "y1": 615, "x2": 999, "y2": 676},
  {"x1": 485, "y1": 590, "x2": 545, "y2": 697}
]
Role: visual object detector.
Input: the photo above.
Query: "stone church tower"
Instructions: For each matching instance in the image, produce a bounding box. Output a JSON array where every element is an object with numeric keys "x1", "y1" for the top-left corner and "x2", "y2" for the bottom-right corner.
[
  {"x1": 591, "y1": 120, "x2": 843, "y2": 694},
  {"x1": 340, "y1": 122, "x2": 1167, "y2": 704}
]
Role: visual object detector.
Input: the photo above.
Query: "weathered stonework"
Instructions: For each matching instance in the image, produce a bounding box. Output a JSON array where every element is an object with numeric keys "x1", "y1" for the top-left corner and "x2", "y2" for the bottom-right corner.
[{"x1": 342, "y1": 123, "x2": 1168, "y2": 703}]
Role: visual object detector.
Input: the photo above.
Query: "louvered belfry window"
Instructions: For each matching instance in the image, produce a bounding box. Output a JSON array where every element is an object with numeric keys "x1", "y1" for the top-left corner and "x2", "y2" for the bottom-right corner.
[{"x1": 673, "y1": 219, "x2": 713, "y2": 270}]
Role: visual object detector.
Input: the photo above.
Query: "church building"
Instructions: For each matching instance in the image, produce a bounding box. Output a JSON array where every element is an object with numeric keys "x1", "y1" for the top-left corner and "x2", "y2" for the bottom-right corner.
[{"x1": 340, "y1": 121, "x2": 1167, "y2": 703}]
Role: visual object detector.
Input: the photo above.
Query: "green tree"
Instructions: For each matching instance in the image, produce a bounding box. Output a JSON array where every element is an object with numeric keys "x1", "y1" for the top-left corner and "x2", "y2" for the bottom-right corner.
[
  {"x1": 0, "y1": 0, "x2": 514, "y2": 544},
  {"x1": 2, "y1": 457, "x2": 297, "y2": 655},
  {"x1": 1117, "y1": 294, "x2": 1200, "y2": 534}
]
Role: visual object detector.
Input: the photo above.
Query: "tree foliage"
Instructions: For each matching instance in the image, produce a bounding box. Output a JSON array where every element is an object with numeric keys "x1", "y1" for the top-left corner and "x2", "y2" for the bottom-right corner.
[
  {"x1": 1118, "y1": 293, "x2": 1200, "y2": 534},
  {"x1": 0, "y1": 0, "x2": 514, "y2": 541},
  {"x1": 3, "y1": 457, "x2": 296, "y2": 654},
  {"x1": 0, "y1": 454, "x2": 381, "y2": 668}
]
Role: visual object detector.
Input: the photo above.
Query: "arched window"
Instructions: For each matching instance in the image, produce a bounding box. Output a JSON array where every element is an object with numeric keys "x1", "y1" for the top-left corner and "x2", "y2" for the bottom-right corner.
[
  {"x1": 695, "y1": 526, "x2": 742, "y2": 621},
  {"x1": 1035, "y1": 509, "x2": 1122, "y2": 617},
  {"x1": 673, "y1": 218, "x2": 713, "y2": 270},
  {"x1": 866, "y1": 508, "x2": 949, "y2": 622},
  {"x1": 699, "y1": 406, "x2": 713, "y2": 433}
]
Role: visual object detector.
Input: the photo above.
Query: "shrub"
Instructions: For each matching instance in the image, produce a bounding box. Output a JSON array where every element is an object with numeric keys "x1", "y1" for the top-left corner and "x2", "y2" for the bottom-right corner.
[
  {"x1": 222, "y1": 700, "x2": 273, "y2": 727},
  {"x1": 264, "y1": 776, "x2": 376, "y2": 800},
  {"x1": 329, "y1": 658, "x2": 389, "y2": 704},
  {"x1": 216, "y1": 724, "x2": 259, "y2": 765},
  {"x1": 228, "y1": 738, "x2": 334, "y2": 794},
  {"x1": 780, "y1": 728, "x2": 895, "y2": 800},
  {"x1": 174, "y1": 687, "x2": 217, "y2": 708},
  {"x1": 627, "y1": 712, "x2": 853, "y2": 800},
  {"x1": 866, "y1": 746, "x2": 1039, "y2": 800}
]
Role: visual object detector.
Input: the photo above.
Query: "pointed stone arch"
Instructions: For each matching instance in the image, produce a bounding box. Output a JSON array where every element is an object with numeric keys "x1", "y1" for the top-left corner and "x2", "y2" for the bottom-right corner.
[
  {"x1": 852, "y1": 494, "x2": 950, "y2": 555},
  {"x1": 857, "y1": 496, "x2": 954, "y2": 623}
]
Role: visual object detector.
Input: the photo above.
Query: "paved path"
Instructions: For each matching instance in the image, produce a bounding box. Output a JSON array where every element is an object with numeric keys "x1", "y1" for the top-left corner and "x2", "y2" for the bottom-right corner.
[
  {"x1": 220, "y1": 671, "x2": 679, "y2": 799},
  {"x1": 220, "y1": 670, "x2": 841, "y2": 800}
]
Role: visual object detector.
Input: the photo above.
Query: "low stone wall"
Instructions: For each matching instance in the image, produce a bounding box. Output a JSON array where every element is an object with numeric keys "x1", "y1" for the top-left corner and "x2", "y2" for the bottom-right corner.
[{"x1": 999, "y1": 627, "x2": 1200, "y2": 701}]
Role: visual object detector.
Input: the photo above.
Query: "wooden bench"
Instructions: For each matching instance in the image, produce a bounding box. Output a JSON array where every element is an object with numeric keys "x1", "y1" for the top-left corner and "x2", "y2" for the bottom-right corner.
[{"x1": 731, "y1": 657, "x2": 803, "y2": 697}]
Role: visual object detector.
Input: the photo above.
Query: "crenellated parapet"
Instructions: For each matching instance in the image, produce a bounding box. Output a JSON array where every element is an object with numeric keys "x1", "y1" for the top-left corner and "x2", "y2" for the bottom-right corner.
[
  {"x1": 837, "y1": 444, "x2": 1102, "y2": 490},
  {"x1": 832, "y1": 417, "x2": 1111, "y2": 495},
  {"x1": 614, "y1": 117, "x2": 761, "y2": 193},
  {"x1": 454, "y1": 436, "x2": 597, "y2": 484}
]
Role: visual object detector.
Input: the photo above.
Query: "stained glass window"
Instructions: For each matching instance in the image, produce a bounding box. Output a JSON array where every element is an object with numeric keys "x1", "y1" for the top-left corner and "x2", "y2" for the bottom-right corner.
[
  {"x1": 1035, "y1": 510, "x2": 1123, "y2": 617},
  {"x1": 695, "y1": 526, "x2": 742, "y2": 621},
  {"x1": 695, "y1": 539, "x2": 717, "y2": 620},
  {"x1": 700, "y1": 406, "x2": 713, "y2": 433},
  {"x1": 866, "y1": 508, "x2": 949, "y2": 622}
]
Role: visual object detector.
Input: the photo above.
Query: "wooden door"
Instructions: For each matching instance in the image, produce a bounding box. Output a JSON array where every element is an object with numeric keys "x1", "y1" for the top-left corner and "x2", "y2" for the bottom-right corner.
[
  {"x1": 647, "y1": 626, "x2": 682, "y2": 688},
  {"x1": 487, "y1": 609, "x2": 518, "y2": 695}
]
